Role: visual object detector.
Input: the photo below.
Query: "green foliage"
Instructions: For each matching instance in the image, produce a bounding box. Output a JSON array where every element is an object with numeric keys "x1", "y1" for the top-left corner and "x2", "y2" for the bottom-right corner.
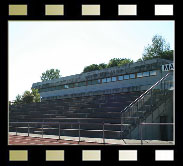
[
  {"x1": 12, "y1": 89, "x2": 41, "y2": 105},
  {"x1": 22, "y1": 91, "x2": 34, "y2": 104},
  {"x1": 107, "y1": 58, "x2": 133, "y2": 68},
  {"x1": 83, "y1": 63, "x2": 107, "y2": 73},
  {"x1": 13, "y1": 94, "x2": 22, "y2": 105},
  {"x1": 142, "y1": 35, "x2": 173, "y2": 61},
  {"x1": 118, "y1": 58, "x2": 133, "y2": 66},
  {"x1": 160, "y1": 50, "x2": 174, "y2": 61},
  {"x1": 137, "y1": 58, "x2": 143, "y2": 62},
  {"x1": 41, "y1": 69, "x2": 61, "y2": 82},
  {"x1": 83, "y1": 64, "x2": 100, "y2": 73},
  {"x1": 83, "y1": 58, "x2": 133, "y2": 73},
  {"x1": 31, "y1": 88, "x2": 41, "y2": 102},
  {"x1": 107, "y1": 58, "x2": 122, "y2": 68},
  {"x1": 98, "y1": 63, "x2": 107, "y2": 70}
]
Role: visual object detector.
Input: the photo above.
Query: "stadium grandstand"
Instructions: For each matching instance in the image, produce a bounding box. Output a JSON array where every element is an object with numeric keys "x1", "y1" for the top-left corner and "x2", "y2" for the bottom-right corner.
[{"x1": 9, "y1": 58, "x2": 174, "y2": 145}]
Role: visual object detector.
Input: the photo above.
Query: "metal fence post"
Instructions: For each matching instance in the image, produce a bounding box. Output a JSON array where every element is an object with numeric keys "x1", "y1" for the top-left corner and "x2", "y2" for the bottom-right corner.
[
  {"x1": 150, "y1": 89, "x2": 153, "y2": 122},
  {"x1": 78, "y1": 122, "x2": 80, "y2": 142},
  {"x1": 42, "y1": 124, "x2": 43, "y2": 138},
  {"x1": 28, "y1": 123, "x2": 30, "y2": 137},
  {"x1": 59, "y1": 123, "x2": 61, "y2": 140},
  {"x1": 120, "y1": 112, "x2": 123, "y2": 139},
  {"x1": 103, "y1": 122, "x2": 105, "y2": 144},
  {"x1": 138, "y1": 117, "x2": 140, "y2": 139},
  {"x1": 16, "y1": 125, "x2": 17, "y2": 136},
  {"x1": 129, "y1": 126, "x2": 131, "y2": 139},
  {"x1": 140, "y1": 124, "x2": 143, "y2": 145}
]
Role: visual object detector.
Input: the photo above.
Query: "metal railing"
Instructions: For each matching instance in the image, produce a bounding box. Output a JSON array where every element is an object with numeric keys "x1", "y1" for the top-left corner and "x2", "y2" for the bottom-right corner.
[
  {"x1": 10, "y1": 121, "x2": 128, "y2": 144},
  {"x1": 9, "y1": 121, "x2": 174, "y2": 145},
  {"x1": 120, "y1": 72, "x2": 173, "y2": 135},
  {"x1": 122, "y1": 72, "x2": 171, "y2": 113}
]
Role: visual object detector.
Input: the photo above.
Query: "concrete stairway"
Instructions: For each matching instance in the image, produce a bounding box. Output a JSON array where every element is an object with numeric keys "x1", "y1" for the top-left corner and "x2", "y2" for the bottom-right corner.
[
  {"x1": 9, "y1": 89, "x2": 173, "y2": 140},
  {"x1": 9, "y1": 92, "x2": 144, "y2": 139}
]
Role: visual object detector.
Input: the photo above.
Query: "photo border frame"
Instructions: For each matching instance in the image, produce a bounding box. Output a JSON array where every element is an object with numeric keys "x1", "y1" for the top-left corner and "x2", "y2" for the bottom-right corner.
[{"x1": 0, "y1": 0, "x2": 180, "y2": 166}]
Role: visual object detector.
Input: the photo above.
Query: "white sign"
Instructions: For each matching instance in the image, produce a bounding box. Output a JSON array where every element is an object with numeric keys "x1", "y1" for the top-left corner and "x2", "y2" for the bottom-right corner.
[{"x1": 162, "y1": 63, "x2": 174, "y2": 71}]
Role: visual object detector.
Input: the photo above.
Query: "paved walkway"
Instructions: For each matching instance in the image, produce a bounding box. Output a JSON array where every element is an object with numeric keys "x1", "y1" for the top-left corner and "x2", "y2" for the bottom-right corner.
[{"x1": 9, "y1": 132, "x2": 174, "y2": 145}]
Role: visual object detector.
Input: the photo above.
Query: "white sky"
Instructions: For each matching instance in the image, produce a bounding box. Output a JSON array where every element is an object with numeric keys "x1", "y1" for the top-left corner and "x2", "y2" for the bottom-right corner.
[{"x1": 9, "y1": 21, "x2": 174, "y2": 101}]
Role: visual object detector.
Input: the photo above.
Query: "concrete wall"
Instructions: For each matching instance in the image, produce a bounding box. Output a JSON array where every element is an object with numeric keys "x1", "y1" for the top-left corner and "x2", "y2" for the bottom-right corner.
[
  {"x1": 40, "y1": 74, "x2": 162, "y2": 98},
  {"x1": 32, "y1": 58, "x2": 172, "y2": 99},
  {"x1": 32, "y1": 58, "x2": 172, "y2": 87},
  {"x1": 130, "y1": 90, "x2": 173, "y2": 141}
]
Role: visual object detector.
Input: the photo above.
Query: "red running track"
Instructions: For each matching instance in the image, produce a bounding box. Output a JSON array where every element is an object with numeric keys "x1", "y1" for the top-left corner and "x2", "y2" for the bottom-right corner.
[{"x1": 9, "y1": 135, "x2": 108, "y2": 145}]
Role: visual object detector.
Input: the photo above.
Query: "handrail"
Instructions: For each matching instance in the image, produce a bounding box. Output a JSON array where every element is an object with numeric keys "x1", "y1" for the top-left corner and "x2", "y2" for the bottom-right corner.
[
  {"x1": 122, "y1": 72, "x2": 170, "y2": 112},
  {"x1": 9, "y1": 121, "x2": 103, "y2": 125},
  {"x1": 9, "y1": 121, "x2": 130, "y2": 144},
  {"x1": 141, "y1": 122, "x2": 174, "y2": 125},
  {"x1": 9, "y1": 120, "x2": 136, "y2": 126}
]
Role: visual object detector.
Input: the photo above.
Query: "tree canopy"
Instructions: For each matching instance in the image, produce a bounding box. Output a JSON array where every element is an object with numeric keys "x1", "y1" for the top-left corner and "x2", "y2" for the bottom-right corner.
[
  {"x1": 13, "y1": 94, "x2": 22, "y2": 105},
  {"x1": 107, "y1": 58, "x2": 133, "y2": 68},
  {"x1": 83, "y1": 63, "x2": 108, "y2": 73},
  {"x1": 41, "y1": 69, "x2": 61, "y2": 82},
  {"x1": 140, "y1": 35, "x2": 173, "y2": 61},
  {"x1": 12, "y1": 88, "x2": 41, "y2": 105},
  {"x1": 83, "y1": 58, "x2": 133, "y2": 73}
]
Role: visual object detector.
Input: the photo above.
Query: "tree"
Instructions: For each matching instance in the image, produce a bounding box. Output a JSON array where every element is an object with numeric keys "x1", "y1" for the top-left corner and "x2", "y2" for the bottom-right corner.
[
  {"x1": 118, "y1": 58, "x2": 133, "y2": 66},
  {"x1": 98, "y1": 63, "x2": 107, "y2": 70},
  {"x1": 142, "y1": 35, "x2": 173, "y2": 61},
  {"x1": 41, "y1": 69, "x2": 61, "y2": 82},
  {"x1": 107, "y1": 58, "x2": 121, "y2": 68},
  {"x1": 160, "y1": 50, "x2": 174, "y2": 60},
  {"x1": 83, "y1": 64, "x2": 100, "y2": 73},
  {"x1": 137, "y1": 58, "x2": 143, "y2": 62},
  {"x1": 22, "y1": 91, "x2": 34, "y2": 104},
  {"x1": 83, "y1": 58, "x2": 133, "y2": 73},
  {"x1": 12, "y1": 89, "x2": 41, "y2": 105},
  {"x1": 107, "y1": 58, "x2": 133, "y2": 68},
  {"x1": 31, "y1": 88, "x2": 41, "y2": 102},
  {"x1": 13, "y1": 94, "x2": 22, "y2": 105},
  {"x1": 83, "y1": 63, "x2": 108, "y2": 73}
]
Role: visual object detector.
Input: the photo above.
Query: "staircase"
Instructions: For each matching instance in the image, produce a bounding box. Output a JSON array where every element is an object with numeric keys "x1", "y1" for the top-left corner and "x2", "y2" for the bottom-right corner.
[
  {"x1": 9, "y1": 91, "x2": 143, "y2": 139},
  {"x1": 120, "y1": 72, "x2": 174, "y2": 140}
]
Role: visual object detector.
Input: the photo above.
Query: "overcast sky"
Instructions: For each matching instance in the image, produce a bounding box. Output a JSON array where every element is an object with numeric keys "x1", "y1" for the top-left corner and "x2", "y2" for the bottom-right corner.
[{"x1": 8, "y1": 21, "x2": 174, "y2": 101}]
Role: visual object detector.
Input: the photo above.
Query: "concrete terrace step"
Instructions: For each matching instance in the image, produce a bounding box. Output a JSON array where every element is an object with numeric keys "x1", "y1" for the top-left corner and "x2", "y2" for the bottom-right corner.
[
  {"x1": 10, "y1": 122, "x2": 132, "y2": 131},
  {"x1": 32, "y1": 128, "x2": 124, "y2": 139},
  {"x1": 59, "y1": 129, "x2": 124, "y2": 139},
  {"x1": 62, "y1": 113, "x2": 91, "y2": 118},
  {"x1": 22, "y1": 117, "x2": 121, "y2": 124},
  {"x1": 10, "y1": 113, "x2": 66, "y2": 119},
  {"x1": 87, "y1": 112, "x2": 121, "y2": 118},
  {"x1": 9, "y1": 91, "x2": 146, "y2": 139}
]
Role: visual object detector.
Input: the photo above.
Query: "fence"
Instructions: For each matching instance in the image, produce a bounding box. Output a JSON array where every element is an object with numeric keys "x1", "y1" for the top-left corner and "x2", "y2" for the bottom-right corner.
[
  {"x1": 9, "y1": 121, "x2": 114, "y2": 144},
  {"x1": 9, "y1": 121, "x2": 174, "y2": 144}
]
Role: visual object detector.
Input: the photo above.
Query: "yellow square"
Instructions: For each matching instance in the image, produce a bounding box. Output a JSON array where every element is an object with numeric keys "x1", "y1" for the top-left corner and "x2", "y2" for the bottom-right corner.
[
  {"x1": 9, "y1": 150, "x2": 28, "y2": 161},
  {"x1": 45, "y1": 5, "x2": 64, "y2": 15},
  {"x1": 118, "y1": 5, "x2": 137, "y2": 15},
  {"x1": 46, "y1": 150, "x2": 64, "y2": 161},
  {"x1": 82, "y1": 150, "x2": 101, "y2": 161},
  {"x1": 82, "y1": 5, "x2": 100, "y2": 16},
  {"x1": 9, "y1": 5, "x2": 27, "y2": 16},
  {"x1": 119, "y1": 150, "x2": 137, "y2": 161}
]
